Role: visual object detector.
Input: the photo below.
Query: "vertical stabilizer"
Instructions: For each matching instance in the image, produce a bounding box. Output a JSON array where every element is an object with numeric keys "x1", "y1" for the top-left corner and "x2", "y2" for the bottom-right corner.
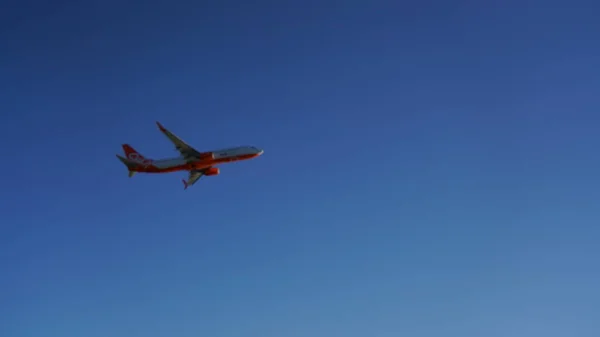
[
  {"x1": 122, "y1": 144, "x2": 147, "y2": 161},
  {"x1": 120, "y1": 144, "x2": 153, "y2": 168}
]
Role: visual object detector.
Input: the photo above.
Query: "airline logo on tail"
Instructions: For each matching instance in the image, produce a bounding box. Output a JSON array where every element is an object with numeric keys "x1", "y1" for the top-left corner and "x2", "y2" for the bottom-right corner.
[{"x1": 122, "y1": 144, "x2": 153, "y2": 167}]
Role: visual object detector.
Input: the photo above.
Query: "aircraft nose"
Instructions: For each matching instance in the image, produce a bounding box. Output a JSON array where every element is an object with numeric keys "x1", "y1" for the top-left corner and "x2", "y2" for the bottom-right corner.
[{"x1": 257, "y1": 149, "x2": 264, "y2": 155}]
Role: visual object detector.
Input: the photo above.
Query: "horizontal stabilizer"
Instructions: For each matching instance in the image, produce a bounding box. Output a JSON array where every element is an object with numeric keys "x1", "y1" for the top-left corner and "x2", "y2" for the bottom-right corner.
[
  {"x1": 116, "y1": 154, "x2": 131, "y2": 166},
  {"x1": 116, "y1": 154, "x2": 136, "y2": 178}
]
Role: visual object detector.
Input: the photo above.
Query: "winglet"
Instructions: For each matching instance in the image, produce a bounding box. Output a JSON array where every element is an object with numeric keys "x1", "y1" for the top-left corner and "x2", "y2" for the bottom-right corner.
[
  {"x1": 182, "y1": 179, "x2": 188, "y2": 190},
  {"x1": 156, "y1": 121, "x2": 166, "y2": 132}
]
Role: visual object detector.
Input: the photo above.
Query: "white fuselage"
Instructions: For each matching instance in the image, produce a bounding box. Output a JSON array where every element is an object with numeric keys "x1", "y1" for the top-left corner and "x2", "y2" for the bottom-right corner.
[{"x1": 151, "y1": 146, "x2": 263, "y2": 170}]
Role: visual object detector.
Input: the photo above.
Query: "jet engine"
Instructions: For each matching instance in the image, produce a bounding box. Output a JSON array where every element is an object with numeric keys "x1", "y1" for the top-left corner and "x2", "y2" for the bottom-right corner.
[{"x1": 204, "y1": 167, "x2": 220, "y2": 176}]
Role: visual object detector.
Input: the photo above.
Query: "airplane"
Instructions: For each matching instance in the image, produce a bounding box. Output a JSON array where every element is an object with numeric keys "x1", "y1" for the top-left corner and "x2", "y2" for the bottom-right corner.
[{"x1": 116, "y1": 121, "x2": 264, "y2": 189}]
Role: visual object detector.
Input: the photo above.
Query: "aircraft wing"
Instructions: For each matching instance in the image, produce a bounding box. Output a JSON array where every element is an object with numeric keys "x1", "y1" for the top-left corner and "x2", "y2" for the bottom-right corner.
[
  {"x1": 182, "y1": 170, "x2": 203, "y2": 190},
  {"x1": 156, "y1": 122, "x2": 209, "y2": 160}
]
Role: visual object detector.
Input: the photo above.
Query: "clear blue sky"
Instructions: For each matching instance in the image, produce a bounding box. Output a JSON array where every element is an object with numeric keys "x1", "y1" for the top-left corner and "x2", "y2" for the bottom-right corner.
[{"x1": 1, "y1": 1, "x2": 599, "y2": 336}]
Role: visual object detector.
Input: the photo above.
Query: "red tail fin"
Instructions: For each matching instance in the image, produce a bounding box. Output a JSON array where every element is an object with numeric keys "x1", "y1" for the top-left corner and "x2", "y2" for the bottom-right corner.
[
  {"x1": 122, "y1": 144, "x2": 154, "y2": 167},
  {"x1": 122, "y1": 144, "x2": 145, "y2": 159}
]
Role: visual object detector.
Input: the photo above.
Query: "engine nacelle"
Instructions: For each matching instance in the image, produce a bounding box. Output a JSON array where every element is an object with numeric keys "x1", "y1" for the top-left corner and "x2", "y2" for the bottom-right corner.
[
  {"x1": 204, "y1": 167, "x2": 220, "y2": 176},
  {"x1": 198, "y1": 152, "x2": 215, "y2": 160}
]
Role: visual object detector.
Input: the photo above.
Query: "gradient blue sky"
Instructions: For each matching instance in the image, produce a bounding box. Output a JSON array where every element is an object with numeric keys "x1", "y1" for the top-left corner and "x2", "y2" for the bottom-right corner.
[{"x1": 1, "y1": 1, "x2": 599, "y2": 336}]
